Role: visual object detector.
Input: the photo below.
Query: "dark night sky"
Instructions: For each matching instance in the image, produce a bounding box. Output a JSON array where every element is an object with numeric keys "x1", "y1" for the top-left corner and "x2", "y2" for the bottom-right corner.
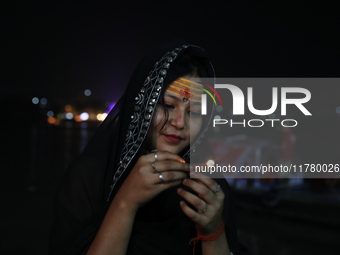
[{"x1": 2, "y1": 1, "x2": 340, "y2": 107}]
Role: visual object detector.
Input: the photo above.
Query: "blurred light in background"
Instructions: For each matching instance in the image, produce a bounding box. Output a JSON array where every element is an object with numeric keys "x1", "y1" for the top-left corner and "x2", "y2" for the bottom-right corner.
[
  {"x1": 74, "y1": 115, "x2": 82, "y2": 122},
  {"x1": 57, "y1": 113, "x2": 64, "y2": 120},
  {"x1": 40, "y1": 98, "x2": 47, "y2": 105},
  {"x1": 84, "y1": 89, "x2": 91, "y2": 96},
  {"x1": 80, "y1": 112, "x2": 89, "y2": 121},
  {"x1": 65, "y1": 112, "x2": 74, "y2": 120},
  {"x1": 96, "y1": 113, "x2": 108, "y2": 121},
  {"x1": 47, "y1": 117, "x2": 60, "y2": 125},
  {"x1": 47, "y1": 111, "x2": 54, "y2": 117},
  {"x1": 65, "y1": 104, "x2": 72, "y2": 112},
  {"x1": 32, "y1": 97, "x2": 39, "y2": 104}
]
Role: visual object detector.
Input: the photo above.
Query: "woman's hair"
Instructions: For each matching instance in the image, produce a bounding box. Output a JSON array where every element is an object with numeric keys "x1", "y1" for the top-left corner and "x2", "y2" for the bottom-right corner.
[
  {"x1": 156, "y1": 53, "x2": 209, "y2": 137},
  {"x1": 163, "y1": 53, "x2": 208, "y2": 86}
]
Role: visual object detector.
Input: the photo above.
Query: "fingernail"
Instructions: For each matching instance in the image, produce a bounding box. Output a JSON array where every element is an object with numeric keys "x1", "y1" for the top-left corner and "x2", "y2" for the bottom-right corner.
[{"x1": 182, "y1": 178, "x2": 187, "y2": 184}]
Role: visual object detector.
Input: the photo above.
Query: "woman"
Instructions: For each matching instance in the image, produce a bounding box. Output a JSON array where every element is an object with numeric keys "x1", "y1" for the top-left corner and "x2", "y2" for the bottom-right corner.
[{"x1": 49, "y1": 38, "x2": 248, "y2": 254}]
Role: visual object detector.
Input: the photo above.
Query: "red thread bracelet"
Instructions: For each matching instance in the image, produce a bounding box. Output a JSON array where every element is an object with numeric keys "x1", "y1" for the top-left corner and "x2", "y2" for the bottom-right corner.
[{"x1": 189, "y1": 222, "x2": 225, "y2": 255}]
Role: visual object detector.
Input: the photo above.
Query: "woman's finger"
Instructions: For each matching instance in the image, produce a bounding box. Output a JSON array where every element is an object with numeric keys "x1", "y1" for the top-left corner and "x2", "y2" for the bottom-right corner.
[
  {"x1": 151, "y1": 160, "x2": 190, "y2": 173},
  {"x1": 153, "y1": 170, "x2": 188, "y2": 185},
  {"x1": 190, "y1": 172, "x2": 224, "y2": 196},
  {"x1": 177, "y1": 187, "x2": 210, "y2": 214},
  {"x1": 181, "y1": 178, "x2": 220, "y2": 206},
  {"x1": 178, "y1": 180, "x2": 225, "y2": 235},
  {"x1": 178, "y1": 200, "x2": 205, "y2": 225},
  {"x1": 145, "y1": 150, "x2": 185, "y2": 163},
  {"x1": 158, "y1": 179, "x2": 183, "y2": 190}
]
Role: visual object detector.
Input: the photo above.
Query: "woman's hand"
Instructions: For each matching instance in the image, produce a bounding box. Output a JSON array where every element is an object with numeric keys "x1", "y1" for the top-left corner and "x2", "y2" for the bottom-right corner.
[
  {"x1": 177, "y1": 172, "x2": 225, "y2": 234},
  {"x1": 115, "y1": 150, "x2": 190, "y2": 212}
]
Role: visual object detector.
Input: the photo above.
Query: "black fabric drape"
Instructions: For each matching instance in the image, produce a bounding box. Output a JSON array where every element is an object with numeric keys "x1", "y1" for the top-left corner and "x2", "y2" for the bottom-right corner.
[{"x1": 49, "y1": 38, "x2": 249, "y2": 255}]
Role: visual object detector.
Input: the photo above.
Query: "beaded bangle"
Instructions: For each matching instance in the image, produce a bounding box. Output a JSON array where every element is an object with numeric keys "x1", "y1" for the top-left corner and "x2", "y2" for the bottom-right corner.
[{"x1": 189, "y1": 222, "x2": 225, "y2": 254}]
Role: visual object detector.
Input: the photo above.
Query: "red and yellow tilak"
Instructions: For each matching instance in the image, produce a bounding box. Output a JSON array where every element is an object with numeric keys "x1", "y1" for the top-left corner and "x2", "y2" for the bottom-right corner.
[{"x1": 167, "y1": 78, "x2": 203, "y2": 103}]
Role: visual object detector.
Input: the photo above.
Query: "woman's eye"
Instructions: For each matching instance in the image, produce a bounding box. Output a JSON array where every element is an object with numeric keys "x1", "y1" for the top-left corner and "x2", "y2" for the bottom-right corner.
[
  {"x1": 188, "y1": 111, "x2": 200, "y2": 117},
  {"x1": 165, "y1": 104, "x2": 174, "y2": 109}
]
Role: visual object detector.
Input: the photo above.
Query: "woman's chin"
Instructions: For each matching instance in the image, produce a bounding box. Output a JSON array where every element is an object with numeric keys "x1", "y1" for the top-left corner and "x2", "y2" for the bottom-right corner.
[{"x1": 156, "y1": 146, "x2": 180, "y2": 154}]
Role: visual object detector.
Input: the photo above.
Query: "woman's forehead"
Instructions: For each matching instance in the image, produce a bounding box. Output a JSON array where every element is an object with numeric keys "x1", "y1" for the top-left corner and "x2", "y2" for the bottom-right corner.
[
  {"x1": 164, "y1": 92, "x2": 181, "y2": 100},
  {"x1": 165, "y1": 78, "x2": 203, "y2": 103}
]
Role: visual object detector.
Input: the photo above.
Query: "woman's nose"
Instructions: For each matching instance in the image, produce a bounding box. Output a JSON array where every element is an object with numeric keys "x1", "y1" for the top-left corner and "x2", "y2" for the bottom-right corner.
[{"x1": 169, "y1": 109, "x2": 186, "y2": 129}]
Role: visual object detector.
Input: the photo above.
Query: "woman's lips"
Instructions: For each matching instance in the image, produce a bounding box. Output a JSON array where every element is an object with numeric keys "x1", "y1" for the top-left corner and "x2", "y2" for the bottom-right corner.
[{"x1": 163, "y1": 134, "x2": 183, "y2": 143}]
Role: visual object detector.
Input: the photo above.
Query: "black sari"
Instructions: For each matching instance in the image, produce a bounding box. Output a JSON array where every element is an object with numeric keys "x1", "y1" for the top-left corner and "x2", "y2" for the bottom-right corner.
[{"x1": 49, "y1": 38, "x2": 249, "y2": 255}]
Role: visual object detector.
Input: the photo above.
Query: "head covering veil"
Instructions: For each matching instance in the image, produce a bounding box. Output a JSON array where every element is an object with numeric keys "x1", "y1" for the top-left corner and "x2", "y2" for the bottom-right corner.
[{"x1": 49, "y1": 38, "x2": 248, "y2": 255}]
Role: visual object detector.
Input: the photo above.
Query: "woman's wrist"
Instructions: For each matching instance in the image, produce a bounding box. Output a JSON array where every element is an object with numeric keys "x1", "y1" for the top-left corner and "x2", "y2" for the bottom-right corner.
[
  {"x1": 197, "y1": 219, "x2": 224, "y2": 235},
  {"x1": 191, "y1": 222, "x2": 227, "y2": 255},
  {"x1": 193, "y1": 221, "x2": 225, "y2": 242},
  {"x1": 111, "y1": 192, "x2": 139, "y2": 215}
]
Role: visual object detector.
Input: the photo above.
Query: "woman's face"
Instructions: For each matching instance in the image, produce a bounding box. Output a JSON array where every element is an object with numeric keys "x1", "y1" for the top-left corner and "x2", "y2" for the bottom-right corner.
[{"x1": 146, "y1": 76, "x2": 203, "y2": 155}]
